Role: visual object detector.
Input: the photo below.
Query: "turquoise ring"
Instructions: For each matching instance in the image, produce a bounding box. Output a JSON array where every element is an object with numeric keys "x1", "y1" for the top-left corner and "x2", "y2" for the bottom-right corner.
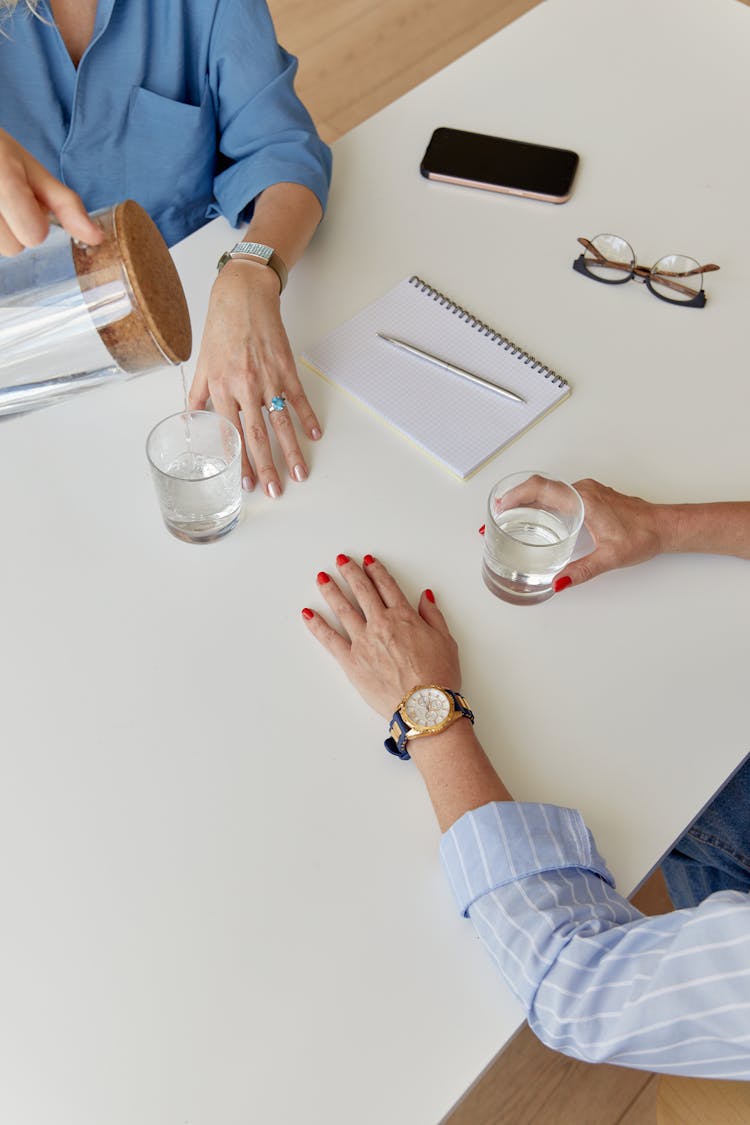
[{"x1": 268, "y1": 394, "x2": 287, "y2": 413}]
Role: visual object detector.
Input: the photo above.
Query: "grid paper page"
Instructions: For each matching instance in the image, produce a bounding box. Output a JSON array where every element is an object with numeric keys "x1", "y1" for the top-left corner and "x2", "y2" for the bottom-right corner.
[{"x1": 301, "y1": 276, "x2": 570, "y2": 479}]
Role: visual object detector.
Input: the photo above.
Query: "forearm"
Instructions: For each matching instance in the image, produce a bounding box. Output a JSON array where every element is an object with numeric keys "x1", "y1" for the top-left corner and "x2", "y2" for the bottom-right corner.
[
  {"x1": 241, "y1": 181, "x2": 323, "y2": 271},
  {"x1": 658, "y1": 501, "x2": 750, "y2": 559},
  {"x1": 408, "y1": 721, "x2": 512, "y2": 832}
]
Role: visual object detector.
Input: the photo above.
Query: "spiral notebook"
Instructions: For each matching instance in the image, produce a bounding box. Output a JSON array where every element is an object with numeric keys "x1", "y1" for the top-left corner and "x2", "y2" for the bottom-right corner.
[{"x1": 301, "y1": 275, "x2": 571, "y2": 479}]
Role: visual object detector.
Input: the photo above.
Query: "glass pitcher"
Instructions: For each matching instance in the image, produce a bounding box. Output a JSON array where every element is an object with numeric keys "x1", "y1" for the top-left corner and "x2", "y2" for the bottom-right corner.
[{"x1": 0, "y1": 200, "x2": 192, "y2": 415}]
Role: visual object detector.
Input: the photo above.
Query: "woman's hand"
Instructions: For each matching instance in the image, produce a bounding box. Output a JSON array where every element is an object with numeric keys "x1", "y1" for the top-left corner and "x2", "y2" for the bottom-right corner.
[
  {"x1": 554, "y1": 478, "x2": 668, "y2": 591},
  {"x1": 0, "y1": 128, "x2": 103, "y2": 255},
  {"x1": 189, "y1": 260, "x2": 321, "y2": 499},
  {"x1": 302, "y1": 554, "x2": 461, "y2": 718}
]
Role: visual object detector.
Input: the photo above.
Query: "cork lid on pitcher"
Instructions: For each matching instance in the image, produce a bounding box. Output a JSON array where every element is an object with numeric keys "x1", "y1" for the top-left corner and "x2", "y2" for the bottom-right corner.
[{"x1": 72, "y1": 200, "x2": 192, "y2": 373}]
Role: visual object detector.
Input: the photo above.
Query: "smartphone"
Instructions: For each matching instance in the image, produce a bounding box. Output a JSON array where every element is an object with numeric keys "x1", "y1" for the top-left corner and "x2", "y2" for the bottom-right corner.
[{"x1": 420, "y1": 127, "x2": 579, "y2": 204}]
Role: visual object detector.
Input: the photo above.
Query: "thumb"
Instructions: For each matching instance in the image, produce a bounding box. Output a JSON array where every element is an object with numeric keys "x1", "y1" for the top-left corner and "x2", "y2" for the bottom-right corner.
[
  {"x1": 418, "y1": 588, "x2": 452, "y2": 636},
  {"x1": 554, "y1": 549, "x2": 613, "y2": 592}
]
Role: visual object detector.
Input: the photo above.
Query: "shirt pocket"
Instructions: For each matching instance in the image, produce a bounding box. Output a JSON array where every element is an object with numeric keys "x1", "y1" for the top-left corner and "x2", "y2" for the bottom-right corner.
[{"x1": 125, "y1": 84, "x2": 216, "y2": 242}]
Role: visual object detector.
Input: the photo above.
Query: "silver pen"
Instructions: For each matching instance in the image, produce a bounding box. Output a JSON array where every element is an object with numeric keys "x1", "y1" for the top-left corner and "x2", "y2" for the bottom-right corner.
[{"x1": 377, "y1": 332, "x2": 526, "y2": 404}]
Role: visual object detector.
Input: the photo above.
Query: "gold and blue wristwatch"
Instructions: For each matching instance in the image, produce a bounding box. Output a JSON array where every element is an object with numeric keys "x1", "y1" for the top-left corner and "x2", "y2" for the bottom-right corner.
[{"x1": 385, "y1": 685, "x2": 474, "y2": 760}]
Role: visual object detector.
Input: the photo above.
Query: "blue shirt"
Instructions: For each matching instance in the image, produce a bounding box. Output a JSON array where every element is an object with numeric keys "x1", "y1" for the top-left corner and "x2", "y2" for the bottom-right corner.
[
  {"x1": 441, "y1": 802, "x2": 750, "y2": 1078},
  {"x1": 0, "y1": 0, "x2": 332, "y2": 247}
]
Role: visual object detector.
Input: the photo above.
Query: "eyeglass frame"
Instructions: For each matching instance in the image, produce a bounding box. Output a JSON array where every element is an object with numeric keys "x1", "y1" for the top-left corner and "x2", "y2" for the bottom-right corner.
[{"x1": 572, "y1": 236, "x2": 720, "y2": 308}]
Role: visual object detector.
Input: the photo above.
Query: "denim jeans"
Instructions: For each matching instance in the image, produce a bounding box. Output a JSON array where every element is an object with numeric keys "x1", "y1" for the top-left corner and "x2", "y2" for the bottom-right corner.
[{"x1": 662, "y1": 753, "x2": 750, "y2": 909}]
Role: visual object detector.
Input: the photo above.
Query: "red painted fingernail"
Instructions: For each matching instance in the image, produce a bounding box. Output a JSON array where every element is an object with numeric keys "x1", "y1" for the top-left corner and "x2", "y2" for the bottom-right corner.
[
  {"x1": 317, "y1": 571, "x2": 330, "y2": 585},
  {"x1": 336, "y1": 553, "x2": 350, "y2": 566},
  {"x1": 363, "y1": 554, "x2": 375, "y2": 567},
  {"x1": 553, "y1": 576, "x2": 572, "y2": 593},
  {"x1": 301, "y1": 608, "x2": 314, "y2": 620},
  {"x1": 424, "y1": 588, "x2": 435, "y2": 604},
  {"x1": 478, "y1": 525, "x2": 485, "y2": 536}
]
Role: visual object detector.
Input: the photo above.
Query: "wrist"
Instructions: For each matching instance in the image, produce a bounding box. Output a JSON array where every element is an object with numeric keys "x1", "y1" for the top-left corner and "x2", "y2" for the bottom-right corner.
[
  {"x1": 652, "y1": 502, "x2": 684, "y2": 554},
  {"x1": 215, "y1": 257, "x2": 281, "y2": 294},
  {"x1": 409, "y1": 723, "x2": 513, "y2": 832},
  {"x1": 406, "y1": 716, "x2": 479, "y2": 770}
]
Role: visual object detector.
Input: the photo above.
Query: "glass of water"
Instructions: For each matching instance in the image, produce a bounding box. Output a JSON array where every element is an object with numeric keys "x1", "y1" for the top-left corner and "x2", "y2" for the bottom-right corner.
[
  {"x1": 146, "y1": 410, "x2": 242, "y2": 543},
  {"x1": 482, "y1": 471, "x2": 584, "y2": 605}
]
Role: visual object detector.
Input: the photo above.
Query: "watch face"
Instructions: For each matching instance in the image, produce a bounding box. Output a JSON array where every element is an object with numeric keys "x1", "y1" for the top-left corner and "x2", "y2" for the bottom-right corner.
[{"x1": 404, "y1": 687, "x2": 450, "y2": 729}]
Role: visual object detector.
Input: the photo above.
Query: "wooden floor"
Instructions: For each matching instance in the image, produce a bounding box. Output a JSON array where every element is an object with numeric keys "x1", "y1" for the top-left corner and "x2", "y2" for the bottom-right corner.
[
  {"x1": 265, "y1": 0, "x2": 746, "y2": 1120},
  {"x1": 270, "y1": 0, "x2": 543, "y2": 143}
]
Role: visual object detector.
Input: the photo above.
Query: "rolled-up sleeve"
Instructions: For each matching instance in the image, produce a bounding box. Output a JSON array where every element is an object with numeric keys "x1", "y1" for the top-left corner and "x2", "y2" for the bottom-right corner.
[
  {"x1": 206, "y1": 0, "x2": 332, "y2": 228},
  {"x1": 441, "y1": 802, "x2": 750, "y2": 1078}
]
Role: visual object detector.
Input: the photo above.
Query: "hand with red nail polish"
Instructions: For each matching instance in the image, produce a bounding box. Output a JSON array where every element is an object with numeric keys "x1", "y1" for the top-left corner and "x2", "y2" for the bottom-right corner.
[
  {"x1": 558, "y1": 478, "x2": 750, "y2": 592},
  {"x1": 300, "y1": 553, "x2": 460, "y2": 719},
  {"x1": 555, "y1": 479, "x2": 670, "y2": 591}
]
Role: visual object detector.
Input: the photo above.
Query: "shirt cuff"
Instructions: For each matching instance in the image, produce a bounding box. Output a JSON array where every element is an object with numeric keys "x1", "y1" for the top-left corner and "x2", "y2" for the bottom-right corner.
[
  {"x1": 440, "y1": 802, "x2": 615, "y2": 917},
  {"x1": 209, "y1": 146, "x2": 332, "y2": 231}
]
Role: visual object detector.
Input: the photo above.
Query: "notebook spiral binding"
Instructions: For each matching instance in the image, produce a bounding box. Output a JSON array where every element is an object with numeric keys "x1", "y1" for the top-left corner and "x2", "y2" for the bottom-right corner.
[{"x1": 409, "y1": 275, "x2": 567, "y2": 388}]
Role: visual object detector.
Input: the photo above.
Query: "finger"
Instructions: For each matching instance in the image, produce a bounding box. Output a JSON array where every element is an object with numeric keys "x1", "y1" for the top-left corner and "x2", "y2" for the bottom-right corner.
[
  {"x1": 266, "y1": 397, "x2": 308, "y2": 483},
  {"x1": 316, "y1": 569, "x2": 366, "y2": 638},
  {"x1": 497, "y1": 473, "x2": 548, "y2": 513},
  {"x1": 209, "y1": 390, "x2": 255, "y2": 491},
  {"x1": 0, "y1": 213, "x2": 24, "y2": 256},
  {"x1": 0, "y1": 177, "x2": 50, "y2": 247},
  {"x1": 418, "y1": 588, "x2": 453, "y2": 638},
  {"x1": 301, "y1": 607, "x2": 351, "y2": 666},
  {"x1": 497, "y1": 473, "x2": 571, "y2": 516},
  {"x1": 334, "y1": 554, "x2": 389, "y2": 620},
  {"x1": 242, "y1": 401, "x2": 282, "y2": 499},
  {"x1": 359, "y1": 554, "x2": 412, "y2": 610},
  {"x1": 32, "y1": 171, "x2": 103, "y2": 246},
  {"x1": 187, "y1": 368, "x2": 210, "y2": 412},
  {"x1": 285, "y1": 370, "x2": 322, "y2": 441}
]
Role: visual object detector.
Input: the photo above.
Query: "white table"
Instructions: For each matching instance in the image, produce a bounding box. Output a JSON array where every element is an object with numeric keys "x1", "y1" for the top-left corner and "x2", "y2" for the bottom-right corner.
[{"x1": 2, "y1": 1, "x2": 749, "y2": 1122}]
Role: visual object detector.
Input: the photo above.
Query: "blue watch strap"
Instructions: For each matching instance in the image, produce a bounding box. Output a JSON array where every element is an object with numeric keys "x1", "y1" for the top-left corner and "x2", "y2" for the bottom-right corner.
[{"x1": 385, "y1": 712, "x2": 411, "y2": 759}]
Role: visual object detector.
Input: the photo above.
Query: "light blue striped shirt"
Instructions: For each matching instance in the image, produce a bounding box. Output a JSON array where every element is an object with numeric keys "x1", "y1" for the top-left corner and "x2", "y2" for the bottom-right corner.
[{"x1": 441, "y1": 802, "x2": 750, "y2": 1078}]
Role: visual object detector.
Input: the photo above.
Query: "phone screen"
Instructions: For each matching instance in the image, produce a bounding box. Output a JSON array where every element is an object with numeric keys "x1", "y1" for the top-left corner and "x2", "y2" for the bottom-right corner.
[{"x1": 420, "y1": 127, "x2": 579, "y2": 202}]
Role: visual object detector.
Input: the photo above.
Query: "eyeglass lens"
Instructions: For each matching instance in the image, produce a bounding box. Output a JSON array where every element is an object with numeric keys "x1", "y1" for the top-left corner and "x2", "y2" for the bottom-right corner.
[
  {"x1": 649, "y1": 253, "x2": 704, "y2": 302},
  {"x1": 584, "y1": 234, "x2": 635, "y2": 281}
]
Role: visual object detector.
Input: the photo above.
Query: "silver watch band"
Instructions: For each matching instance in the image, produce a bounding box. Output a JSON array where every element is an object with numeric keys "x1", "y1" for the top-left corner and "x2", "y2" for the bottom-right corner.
[{"x1": 217, "y1": 241, "x2": 288, "y2": 293}]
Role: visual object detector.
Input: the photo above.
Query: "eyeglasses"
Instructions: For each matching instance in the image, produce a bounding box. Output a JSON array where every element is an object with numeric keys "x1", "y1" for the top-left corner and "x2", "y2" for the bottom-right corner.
[{"x1": 573, "y1": 235, "x2": 720, "y2": 308}]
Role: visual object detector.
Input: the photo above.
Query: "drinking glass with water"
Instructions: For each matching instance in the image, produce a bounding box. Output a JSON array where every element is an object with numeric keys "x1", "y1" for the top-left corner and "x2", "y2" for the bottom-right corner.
[
  {"x1": 146, "y1": 410, "x2": 242, "y2": 543},
  {"x1": 482, "y1": 471, "x2": 584, "y2": 605}
]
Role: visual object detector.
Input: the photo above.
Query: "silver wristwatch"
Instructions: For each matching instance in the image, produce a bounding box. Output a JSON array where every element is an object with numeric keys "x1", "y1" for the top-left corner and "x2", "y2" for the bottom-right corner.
[{"x1": 216, "y1": 241, "x2": 288, "y2": 293}]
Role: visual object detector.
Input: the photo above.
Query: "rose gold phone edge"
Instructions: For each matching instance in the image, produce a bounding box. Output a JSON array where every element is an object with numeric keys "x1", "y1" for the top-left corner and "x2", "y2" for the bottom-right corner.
[{"x1": 424, "y1": 170, "x2": 573, "y2": 205}]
